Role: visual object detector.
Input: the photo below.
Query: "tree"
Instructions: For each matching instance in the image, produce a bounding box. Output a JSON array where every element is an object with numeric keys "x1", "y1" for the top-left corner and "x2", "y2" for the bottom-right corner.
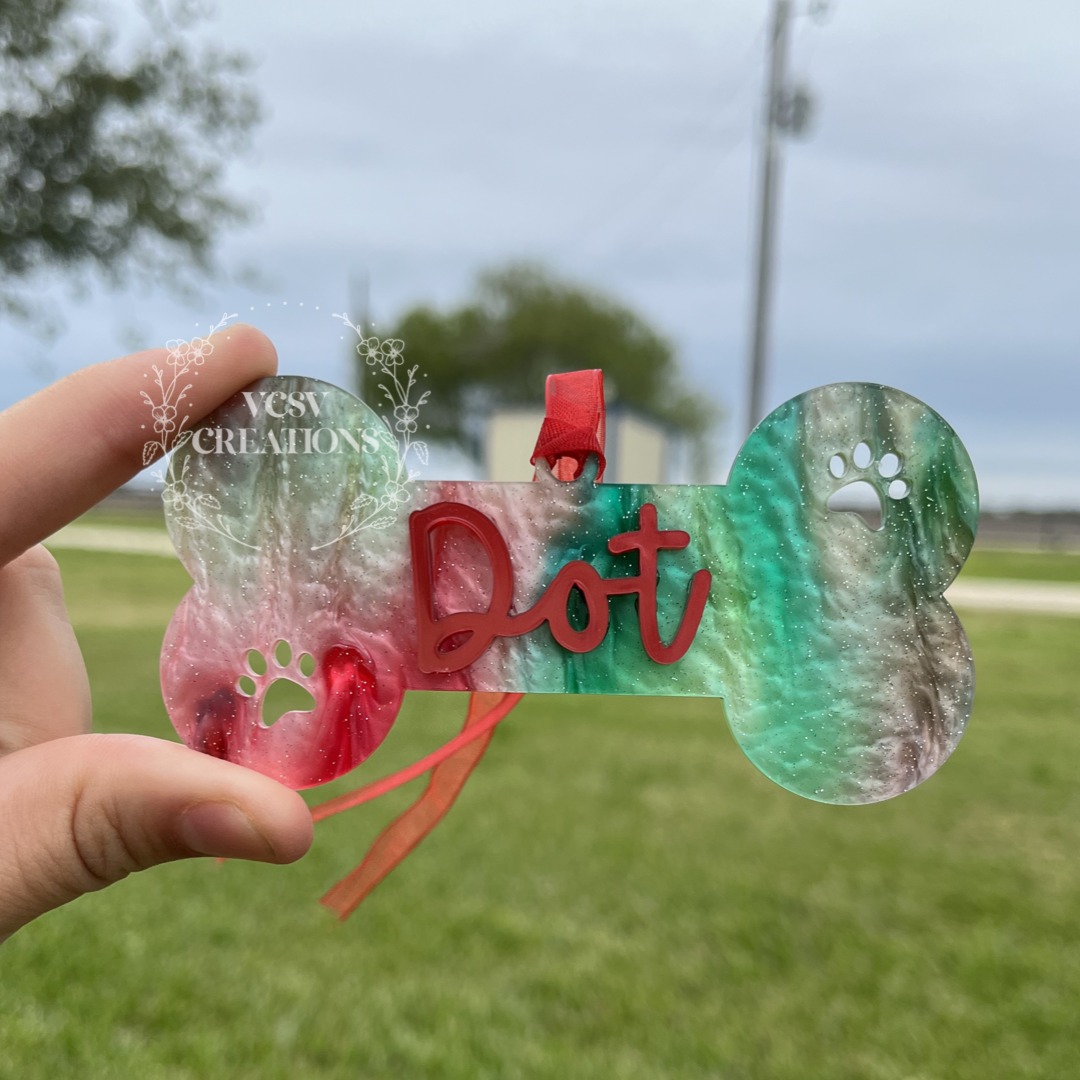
[
  {"x1": 0, "y1": 0, "x2": 259, "y2": 324},
  {"x1": 376, "y1": 264, "x2": 718, "y2": 478}
]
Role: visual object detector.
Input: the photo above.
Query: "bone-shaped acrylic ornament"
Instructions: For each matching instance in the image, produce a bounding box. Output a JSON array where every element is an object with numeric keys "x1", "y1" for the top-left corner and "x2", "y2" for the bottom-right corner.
[{"x1": 160, "y1": 368, "x2": 977, "y2": 913}]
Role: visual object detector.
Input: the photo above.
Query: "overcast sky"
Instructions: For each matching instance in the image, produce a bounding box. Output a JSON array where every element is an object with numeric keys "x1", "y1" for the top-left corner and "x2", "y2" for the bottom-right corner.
[{"x1": 2, "y1": 0, "x2": 1078, "y2": 507}]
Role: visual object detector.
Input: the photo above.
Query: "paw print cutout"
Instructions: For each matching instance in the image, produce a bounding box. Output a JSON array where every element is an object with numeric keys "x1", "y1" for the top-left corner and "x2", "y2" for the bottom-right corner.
[
  {"x1": 237, "y1": 640, "x2": 317, "y2": 727},
  {"x1": 826, "y1": 441, "x2": 910, "y2": 531}
]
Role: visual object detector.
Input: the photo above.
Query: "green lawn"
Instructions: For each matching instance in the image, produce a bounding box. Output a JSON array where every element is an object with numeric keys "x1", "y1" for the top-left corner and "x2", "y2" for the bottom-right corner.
[
  {"x1": 75, "y1": 505, "x2": 168, "y2": 531},
  {"x1": 1, "y1": 549, "x2": 1079, "y2": 1078},
  {"x1": 962, "y1": 547, "x2": 1080, "y2": 583}
]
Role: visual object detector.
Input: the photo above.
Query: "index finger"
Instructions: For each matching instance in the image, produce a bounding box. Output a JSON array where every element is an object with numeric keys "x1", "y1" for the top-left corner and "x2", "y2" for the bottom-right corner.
[{"x1": 0, "y1": 324, "x2": 277, "y2": 567}]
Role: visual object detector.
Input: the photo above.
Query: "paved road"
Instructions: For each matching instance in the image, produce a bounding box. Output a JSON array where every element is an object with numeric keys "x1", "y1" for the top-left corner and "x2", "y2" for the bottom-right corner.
[{"x1": 945, "y1": 578, "x2": 1080, "y2": 616}]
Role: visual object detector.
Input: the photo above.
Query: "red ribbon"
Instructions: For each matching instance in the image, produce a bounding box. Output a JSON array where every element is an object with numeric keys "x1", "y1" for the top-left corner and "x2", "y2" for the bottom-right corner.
[
  {"x1": 314, "y1": 370, "x2": 606, "y2": 918},
  {"x1": 531, "y1": 368, "x2": 606, "y2": 481}
]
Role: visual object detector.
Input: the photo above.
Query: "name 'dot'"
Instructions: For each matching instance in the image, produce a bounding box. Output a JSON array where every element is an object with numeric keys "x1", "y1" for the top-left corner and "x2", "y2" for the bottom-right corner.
[{"x1": 411, "y1": 502, "x2": 713, "y2": 673}]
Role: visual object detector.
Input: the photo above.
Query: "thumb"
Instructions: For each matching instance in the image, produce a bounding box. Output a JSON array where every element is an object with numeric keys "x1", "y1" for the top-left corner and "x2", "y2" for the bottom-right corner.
[{"x1": 0, "y1": 733, "x2": 313, "y2": 941}]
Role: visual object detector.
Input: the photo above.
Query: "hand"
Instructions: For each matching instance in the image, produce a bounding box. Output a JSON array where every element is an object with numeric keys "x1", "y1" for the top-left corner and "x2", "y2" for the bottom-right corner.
[{"x1": 0, "y1": 327, "x2": 313, "y2": 943}]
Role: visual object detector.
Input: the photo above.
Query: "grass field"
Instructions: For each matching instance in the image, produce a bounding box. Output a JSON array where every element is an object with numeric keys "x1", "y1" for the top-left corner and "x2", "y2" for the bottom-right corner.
[
  {"x1": 963, "y1": 547, "x2": 1080, "y2": 582},
  {"x1": 1, "y1": 547, "x2": 1079, "y2": 1078}
]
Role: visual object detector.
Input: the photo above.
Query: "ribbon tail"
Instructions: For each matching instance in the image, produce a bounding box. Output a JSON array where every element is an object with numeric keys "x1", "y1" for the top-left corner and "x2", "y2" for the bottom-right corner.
[{"x1": 320, "y1": 692, "x2": 522, "y2": 919}]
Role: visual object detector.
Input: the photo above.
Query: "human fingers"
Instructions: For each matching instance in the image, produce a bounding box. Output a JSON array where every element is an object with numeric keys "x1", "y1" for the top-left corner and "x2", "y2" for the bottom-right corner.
[
  {"x1": 0, "y1": 733, "x2": 312, "y2": 942},
  {"x1": 0, "y1": 545, "x2": 90, "y2": 756},
  {"x1": 0, "y1": 324, "x2": 277, "y2": 567}
]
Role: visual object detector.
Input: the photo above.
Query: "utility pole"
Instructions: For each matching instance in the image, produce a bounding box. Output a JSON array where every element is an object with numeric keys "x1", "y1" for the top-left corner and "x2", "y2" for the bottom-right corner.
[{"x1": 746, "y1": 0, "x2": 794, "y2": 436}]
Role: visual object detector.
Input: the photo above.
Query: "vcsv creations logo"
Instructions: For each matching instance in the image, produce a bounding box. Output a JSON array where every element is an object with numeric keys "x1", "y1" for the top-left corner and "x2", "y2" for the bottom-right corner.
[{"x1": 192, "y1": 391, "x2": 387, "y2": 456}]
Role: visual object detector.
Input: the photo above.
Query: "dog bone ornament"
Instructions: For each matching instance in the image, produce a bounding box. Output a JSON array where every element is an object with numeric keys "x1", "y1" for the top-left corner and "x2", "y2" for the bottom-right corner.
[{"x1": 160, "y1": 372, "x2": 977, "y2": 810}]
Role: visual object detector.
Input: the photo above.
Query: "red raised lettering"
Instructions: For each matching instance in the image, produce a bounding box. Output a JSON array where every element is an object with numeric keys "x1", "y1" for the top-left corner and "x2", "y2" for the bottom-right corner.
[{"x1": 410, "y1": 502, "x2": 712, "y2": 674}]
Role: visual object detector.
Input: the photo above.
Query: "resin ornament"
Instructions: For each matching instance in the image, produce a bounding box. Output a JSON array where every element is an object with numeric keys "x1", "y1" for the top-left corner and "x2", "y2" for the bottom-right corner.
[{"x1": 158, "y1": 353, "x2": 977, "y2": 914}]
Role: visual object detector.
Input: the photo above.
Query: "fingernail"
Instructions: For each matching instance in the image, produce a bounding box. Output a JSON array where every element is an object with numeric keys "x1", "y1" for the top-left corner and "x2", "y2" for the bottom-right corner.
[{"x1": 180, "y1": 802, "x2": 275, "y2": 861}]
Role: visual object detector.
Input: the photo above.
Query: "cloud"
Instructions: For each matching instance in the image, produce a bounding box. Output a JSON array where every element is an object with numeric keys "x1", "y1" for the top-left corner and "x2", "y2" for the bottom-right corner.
[{"x1": 2, "y1": 0, "x2": 1076, "y2": 506}]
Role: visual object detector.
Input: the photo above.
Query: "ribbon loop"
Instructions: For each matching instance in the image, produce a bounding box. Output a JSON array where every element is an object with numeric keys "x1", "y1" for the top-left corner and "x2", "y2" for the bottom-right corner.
[{"x1": 531, "y1": 369, "x2": 606, "y2": 481}]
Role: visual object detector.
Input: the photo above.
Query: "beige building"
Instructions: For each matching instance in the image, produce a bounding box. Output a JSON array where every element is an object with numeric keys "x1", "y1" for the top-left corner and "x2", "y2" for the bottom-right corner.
[{"x1": 485, "y1": 407, "x2": 670, "y2": 484}]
